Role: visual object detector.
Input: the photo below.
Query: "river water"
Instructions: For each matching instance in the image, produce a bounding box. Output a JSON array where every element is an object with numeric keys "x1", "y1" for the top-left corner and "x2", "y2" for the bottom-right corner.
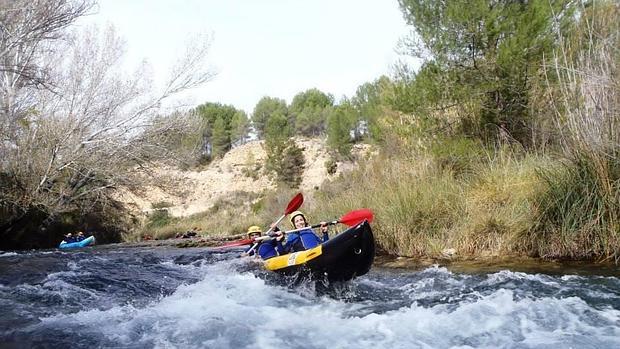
[{"x1": 1, "y1": 245, "x2": 619, "y2": 349}]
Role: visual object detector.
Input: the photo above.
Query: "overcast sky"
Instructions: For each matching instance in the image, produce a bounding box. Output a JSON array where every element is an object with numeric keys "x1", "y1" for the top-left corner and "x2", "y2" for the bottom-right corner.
[{"x1": 86, "y1": 0, "x2": 414, "y2": 114}]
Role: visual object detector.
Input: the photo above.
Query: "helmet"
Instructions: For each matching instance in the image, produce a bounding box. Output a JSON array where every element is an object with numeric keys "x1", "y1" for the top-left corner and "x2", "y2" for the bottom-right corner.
[
  {"x1": 288, "y1": 210, "x2": 306, "y2": 228},
  {"x1": 247, "y1": 225, "x2": 262, "y2": 237}
]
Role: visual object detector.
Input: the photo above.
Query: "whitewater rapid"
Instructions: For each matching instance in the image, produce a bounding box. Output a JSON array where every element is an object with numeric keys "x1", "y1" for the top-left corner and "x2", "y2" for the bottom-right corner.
[{"x1": 1, "y1": 246, "x2": 619, "y2": 348}]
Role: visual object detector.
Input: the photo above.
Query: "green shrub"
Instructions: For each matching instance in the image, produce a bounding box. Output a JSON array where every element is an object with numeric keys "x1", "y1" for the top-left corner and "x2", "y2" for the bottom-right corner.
[
  {"x1": 527, "y1": 157, "x2": 620, "y2": 260},
  {"x1": 325, "y1": 158, "x2": 337, "y2": 175},
  {"x1": 146, "y1": 209, "x2": 175, "y2": 229},
  {"x1": 151, "y1": 201, "x2": 174, "y2": 209},
  {"x1": 279, "y1": 142, "x2": 305, "y2": 188},
  {"x1": 429, "y1": 136, "x2": 486, "y2": 178}
]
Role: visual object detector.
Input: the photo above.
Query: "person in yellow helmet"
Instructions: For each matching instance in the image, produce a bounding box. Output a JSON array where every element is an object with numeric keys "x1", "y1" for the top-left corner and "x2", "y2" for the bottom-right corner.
[
  {"x1": 246, "y1": 225, "x2": 262, "y2": 240},
  {"x1": 272, "y1": 210, "x2": 329, "y2": 254},
  {"x1": 242, "y1": 225, "x2": 282, "y2": 259}
]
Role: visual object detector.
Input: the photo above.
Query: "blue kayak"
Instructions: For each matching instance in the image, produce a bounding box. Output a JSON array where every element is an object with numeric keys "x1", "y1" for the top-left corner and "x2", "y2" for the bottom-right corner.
[{"x1": 58, "y1": 236, "x2": 96, "y2": 249}]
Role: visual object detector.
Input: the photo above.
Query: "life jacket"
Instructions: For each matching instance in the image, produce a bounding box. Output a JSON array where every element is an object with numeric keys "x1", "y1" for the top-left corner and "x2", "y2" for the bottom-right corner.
[
  {"x1": 257, "y1": 240, "x2": 279, "y2": 259},
  {"x1": 284, "y1": 228, "x2": 322, "y2": 253}
]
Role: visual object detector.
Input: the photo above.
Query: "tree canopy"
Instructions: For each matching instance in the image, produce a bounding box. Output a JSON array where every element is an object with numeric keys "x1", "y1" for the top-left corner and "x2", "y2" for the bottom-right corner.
[
  {"x1": 193, "y1": 102, "x2": 248, "y2": 159},
  {"x1": 397, "y1": 0, "x2": 577, "y2": 146},
  {"x1": 251, "y1": 97, "x2": 288, "y2": 139},
  {"x1": 289, "y1": 88, "x2": 334, "y2": 136}
]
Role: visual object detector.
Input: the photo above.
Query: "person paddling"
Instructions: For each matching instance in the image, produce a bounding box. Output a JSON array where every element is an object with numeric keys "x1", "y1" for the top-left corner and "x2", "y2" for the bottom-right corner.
[
  {"x1": 75, "y1": 231, "x2": 85, "y2": 242},
  {"x1": 61, "y1": 233, "x2": 76, "y2": 244},
  {"x1": 273, "y1": 211, "x2": 328, "y2": 253},
  {"x1": 242, "y1": 225, "x2": 282, "y2": 259}
]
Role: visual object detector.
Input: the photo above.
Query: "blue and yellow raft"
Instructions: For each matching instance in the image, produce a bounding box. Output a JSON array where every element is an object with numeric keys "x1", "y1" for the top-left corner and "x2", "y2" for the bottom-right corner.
[{"x1": 264, "y1": 220, "x2": 375, "y2": 282}]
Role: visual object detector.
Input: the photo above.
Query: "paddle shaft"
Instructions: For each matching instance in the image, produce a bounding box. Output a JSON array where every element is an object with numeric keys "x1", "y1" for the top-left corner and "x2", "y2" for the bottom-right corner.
[
  {"x1": 245, "y1": 206, "x2": 373, "y2": 256},
  {"x1": 245, "y1": 193, "x2": 303, "y2": 254},
  {"x1": 258, "y1": 211, "x2": 372, "y2": 239},
  {"x1": 264, "y1": 213, "x2": 286, "y2": 236},
  {"x1": 217, "y1": 238, "x2": 254, "y2": 248},
  {"x1": 245, "y1": 221, "x2": 335, "y2": 253}
]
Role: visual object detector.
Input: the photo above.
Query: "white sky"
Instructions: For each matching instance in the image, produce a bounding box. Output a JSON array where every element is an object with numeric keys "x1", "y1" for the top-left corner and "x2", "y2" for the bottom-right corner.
[{"x1": 85, "y1": 0, "x2": 414, "y2": 114}]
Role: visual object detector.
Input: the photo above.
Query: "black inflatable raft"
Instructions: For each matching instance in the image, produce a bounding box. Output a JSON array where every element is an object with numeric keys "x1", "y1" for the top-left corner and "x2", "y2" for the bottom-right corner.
[{"x1": 263, "y1": 220, "x2": 375, "y2": 282}]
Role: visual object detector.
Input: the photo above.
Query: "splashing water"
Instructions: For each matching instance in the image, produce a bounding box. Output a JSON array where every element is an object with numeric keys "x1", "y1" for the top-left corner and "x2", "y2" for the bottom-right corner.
[{"x1": 1, "y1": 246, "x2": 619, "y2": 348}]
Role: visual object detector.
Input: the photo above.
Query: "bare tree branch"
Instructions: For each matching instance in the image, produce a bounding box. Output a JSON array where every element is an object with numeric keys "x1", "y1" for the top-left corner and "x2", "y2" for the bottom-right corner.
[{"x1": 1, "y1": 2, "x2": 215, "y2": 236}]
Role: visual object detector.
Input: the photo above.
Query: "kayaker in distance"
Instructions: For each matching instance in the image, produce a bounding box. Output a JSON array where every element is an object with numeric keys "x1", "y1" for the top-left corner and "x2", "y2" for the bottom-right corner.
[
  {"x1": 76, "y1": 231, "x2": 86, "y2": 242},
  {"x1": 62, "y1": 230, "x2": 91, "y2": 244},
  {"x1": 273, "y1": 211, "x2": 329, "y2": 254},
  {"x1": 242, "y1": 225, "x2": 282, "y2": 259},
  {"x1": 58, "y1": 231, "x2": 96, "y2": 249},
  {"x1": 61, "y1": 233, "x2": 76, "y2": 244}
]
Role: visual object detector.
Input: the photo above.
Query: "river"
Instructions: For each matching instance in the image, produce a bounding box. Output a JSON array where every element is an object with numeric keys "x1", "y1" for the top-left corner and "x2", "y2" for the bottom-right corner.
[{"x1": 1, "y1": 245, "x2": 619, "y2": 348}]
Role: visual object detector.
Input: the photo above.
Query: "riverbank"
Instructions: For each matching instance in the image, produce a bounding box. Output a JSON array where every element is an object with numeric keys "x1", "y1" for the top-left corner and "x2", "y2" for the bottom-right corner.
[
  {"x1": 97, "y1": 237, "x2": 620, "y2": 277},
  {"x1": 375, "y1": 254, "x2": 620, "y2": 277}
]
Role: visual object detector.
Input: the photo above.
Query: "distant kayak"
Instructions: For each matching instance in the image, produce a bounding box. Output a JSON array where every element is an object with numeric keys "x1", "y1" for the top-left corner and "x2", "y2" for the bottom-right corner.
[
  {"x1": 263, "y1": 220, "x2": 375, "y2": 282},
  {"x1": 58, "y1": 236, "x2": 96, "y2": 249}
]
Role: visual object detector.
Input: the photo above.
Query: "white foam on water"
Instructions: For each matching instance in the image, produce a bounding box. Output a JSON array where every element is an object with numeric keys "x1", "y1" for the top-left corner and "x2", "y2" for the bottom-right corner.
[
  {"x1": 482, "y1": 270, "x2": 562, "y2": 288},
  {"x1": 4, "y1": 269, "x2": 100, "y2": 309},
  {"x1": 33, "y1": 262, "x2": 620, "y2": 349},
  {"x1": 0, "y1": 252, "x2": 19, "y2": 257}
]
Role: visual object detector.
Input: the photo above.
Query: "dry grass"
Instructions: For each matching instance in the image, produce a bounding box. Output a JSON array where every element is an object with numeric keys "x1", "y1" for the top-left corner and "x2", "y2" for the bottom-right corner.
[
  {"x1": 456, "y1": 151, "x2": 548, "y2": 256},
  {"x1": 130, "y1": 189, "x2": 305, "y2": 240},
  {"x1": 306, "y1": 142, "x2": 546, "y2": 258},
  {"x1": 527, "y1": 0, "x2": 620, "y2": 262}
]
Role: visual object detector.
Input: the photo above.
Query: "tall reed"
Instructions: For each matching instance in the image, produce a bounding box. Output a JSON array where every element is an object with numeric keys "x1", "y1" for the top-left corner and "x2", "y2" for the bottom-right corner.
[{"x1": 529, "y1": 0, "x2": 620, "y2": 261}]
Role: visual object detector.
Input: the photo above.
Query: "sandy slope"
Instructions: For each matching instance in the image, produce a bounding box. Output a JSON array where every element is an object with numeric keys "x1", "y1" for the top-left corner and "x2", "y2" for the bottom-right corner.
[{"x1": 117, "y1": 138, "x2": 368, "y2": 217}]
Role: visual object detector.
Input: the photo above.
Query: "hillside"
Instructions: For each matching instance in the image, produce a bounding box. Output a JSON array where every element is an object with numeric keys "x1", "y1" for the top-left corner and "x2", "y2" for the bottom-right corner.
[{"x1": 117, "y1": 137, "x2": 369, "y2": 217}]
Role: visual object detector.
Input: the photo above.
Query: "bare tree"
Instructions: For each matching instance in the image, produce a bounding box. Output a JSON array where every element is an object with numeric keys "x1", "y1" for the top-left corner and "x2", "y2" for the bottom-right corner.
[
  {"x1": 0, "y1": 0, "x2": 94, "y2": 139},
  {"x1": 0, "y1": 1, "x2": 216, "y2": 244}
]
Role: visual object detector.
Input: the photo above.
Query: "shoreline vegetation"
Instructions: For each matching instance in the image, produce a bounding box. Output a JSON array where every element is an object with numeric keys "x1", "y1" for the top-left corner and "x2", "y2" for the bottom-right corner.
[
  {"x1": 1, "y1": 1, "x2": 618, "y2": 265},
  {"x1": 98, "y1": 237, "x2": 620, "y2": 277}
]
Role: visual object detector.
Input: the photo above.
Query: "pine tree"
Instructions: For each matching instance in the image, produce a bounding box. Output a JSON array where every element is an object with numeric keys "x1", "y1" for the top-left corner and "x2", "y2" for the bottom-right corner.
[
  {"x1": 327, "y1": 102, "x2": 356, "y2": 158},
  {"x1": 252, "y1": 97, "x2": 288, "y2": 139},
  {"x1": 264, "y1": 112, "x2": 291, "y2": 176},
  {"x1": 397, "y1": 0, "x2": 577, "y2": 146},
  {"x1": 280, "y1": 141, "x2": 305, "y2": 188},
  {"x1": 230, "y1": 110, "x2": 249, "y2": 146},
  {"x1": 211, "y1": 116, "x2": 229, "y2": 158},
  {"x1": 193, "y1": 102, "x2": 246, "y2": 159},
  {"x1": 289, "y1": 89, "x2": 334, "y2": 136}
]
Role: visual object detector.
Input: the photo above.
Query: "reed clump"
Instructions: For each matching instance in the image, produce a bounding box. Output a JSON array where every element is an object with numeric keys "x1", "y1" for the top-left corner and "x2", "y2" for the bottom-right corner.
[
  {"x1": 522, "y1": 1, "x2": 620, "y2": 262},
  {"x1": 312, "y1": 142, "x2": 547, "y2": 259}
]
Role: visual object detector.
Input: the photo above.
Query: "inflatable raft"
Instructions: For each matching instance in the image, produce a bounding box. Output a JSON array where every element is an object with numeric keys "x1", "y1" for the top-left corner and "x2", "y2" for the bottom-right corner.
[
  {"x1": 264, "y1": 220, "x2": 375, "y2": 282},
  {"x1": 59, "y1": 236, "x2": 96, "y2": 250}
]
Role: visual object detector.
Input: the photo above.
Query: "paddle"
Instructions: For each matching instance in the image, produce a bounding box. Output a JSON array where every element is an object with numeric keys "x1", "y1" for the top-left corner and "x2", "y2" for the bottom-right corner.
[
  {"x1": 218, "y1": 238, "x2": 255, "y2": 248},
  {"x1": 265, "y1": 192, "x2": 304, "y2": 235},
  {"x1": 250, "y1": 208, "x2": 374, "y2": 243},
  {"x1": 281, "y1": 208, "x2": 374, "y2": 235},
  {"x1": 218, "y1": 193, "x2": 304, "y2": 250}
]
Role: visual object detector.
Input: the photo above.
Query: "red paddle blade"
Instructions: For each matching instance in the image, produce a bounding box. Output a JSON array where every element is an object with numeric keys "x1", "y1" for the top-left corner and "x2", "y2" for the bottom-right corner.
[
  {"x1": 339, "y1": 208, "x2": 374, "y2": 226},
  {"x1": 285, "y1": 192, "x2": 304, "y2": 215},
  {"x1": 218, "y1": 238, "x2": 254, "y2": 248}
]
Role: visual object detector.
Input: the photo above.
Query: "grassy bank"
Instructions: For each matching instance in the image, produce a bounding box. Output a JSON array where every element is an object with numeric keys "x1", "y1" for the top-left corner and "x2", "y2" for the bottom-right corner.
[
  {"x1": 131, "y1": 137, "x2": 618, "y2": 264},
  {"x1": 311, "y1": 143, "x2": 539, "y2": 258},
  {"x1": 310, "y1": 139, "x2": 618, "y2": 262}
]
